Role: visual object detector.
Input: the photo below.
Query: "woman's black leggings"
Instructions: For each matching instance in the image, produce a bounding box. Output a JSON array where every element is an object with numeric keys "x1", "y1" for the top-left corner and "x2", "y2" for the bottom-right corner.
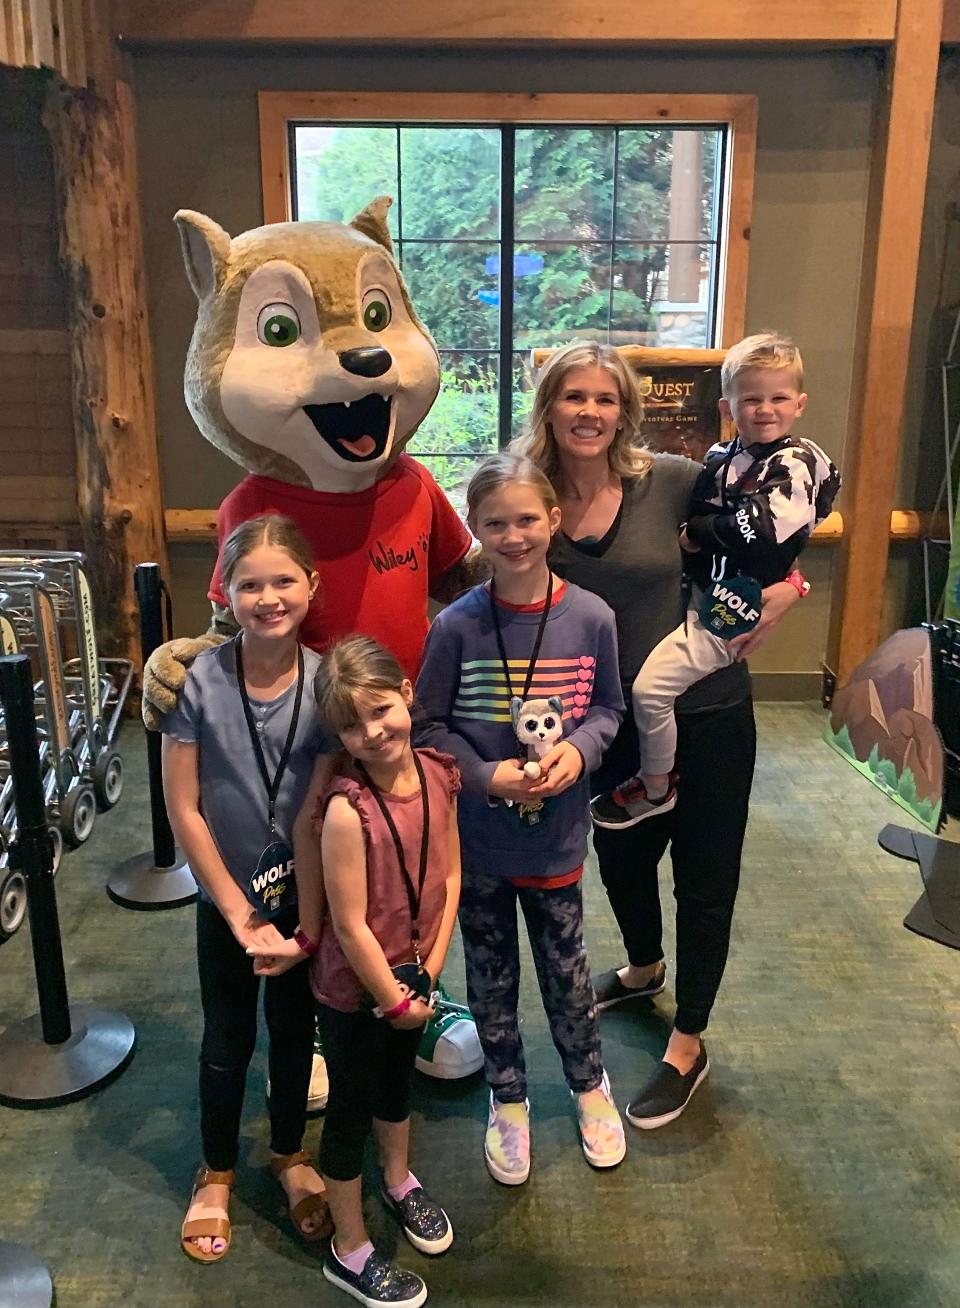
[
  {"x1": 315, "y1": 1002, "x2": 423, "y2": 1182},
  {"x1": 591, "y1": 696, "x2": 756, "y2": 1036},
  {"x1": 196, "y1": 898, "x2": 315, "y2": 1171}
]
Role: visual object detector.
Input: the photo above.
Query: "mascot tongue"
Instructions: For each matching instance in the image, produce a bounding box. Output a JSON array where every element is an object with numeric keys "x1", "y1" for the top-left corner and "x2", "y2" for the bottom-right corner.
[
  {"x1": 303, "y1": 392, "x2": 391, "y2": 463},
  {"x1": 339, "y1": 434, "x2": 377, "y2": 457}
]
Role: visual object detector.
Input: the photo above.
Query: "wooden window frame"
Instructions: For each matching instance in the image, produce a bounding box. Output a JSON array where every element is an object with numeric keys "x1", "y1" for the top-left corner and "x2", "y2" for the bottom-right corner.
[{"x1": 258, "y1": 91, "x2": 757, "y2": 348}]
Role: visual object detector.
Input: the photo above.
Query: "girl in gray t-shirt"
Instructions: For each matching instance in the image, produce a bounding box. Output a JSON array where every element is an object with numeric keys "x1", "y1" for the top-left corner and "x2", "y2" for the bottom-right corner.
[{"x1": 161, "y1": 515, "x2": 329, "y2": 1263}]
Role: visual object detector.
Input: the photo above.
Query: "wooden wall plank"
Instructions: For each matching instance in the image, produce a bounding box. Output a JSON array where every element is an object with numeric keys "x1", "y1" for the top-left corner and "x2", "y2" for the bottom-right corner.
[
  {"x1": 115, "y1": 0, "x2": 898, "y2": 45},
  {"x1": 28, "y1": 0, "x2": 56, "y2": 68},
  {"x1": 6, "y1": 2, "x2": 30, "y2": 66},
  {"x1": 55, "y1": 0, "x2": 87, "y2": 90},
  {"x1": 0, "y1": 0, "x2": 91, "y2": 88},
  {"x1": 829, "y1": 0, "x2": 944, "y2": 684}
]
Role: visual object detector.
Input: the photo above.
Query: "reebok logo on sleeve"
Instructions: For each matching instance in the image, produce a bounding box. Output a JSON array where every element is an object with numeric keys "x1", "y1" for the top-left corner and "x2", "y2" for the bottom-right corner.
[{"x1": 735, "y1": 508, "x2": 757, "y2": 543}]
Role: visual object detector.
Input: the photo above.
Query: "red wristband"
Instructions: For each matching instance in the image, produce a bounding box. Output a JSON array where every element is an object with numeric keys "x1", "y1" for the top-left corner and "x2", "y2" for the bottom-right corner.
[
  {"x1": 785, "y1": 569, "x2": 810, "y2": 598},
  {"x1": 293, "y1": 927, "x2": 319, "y2": 957}
]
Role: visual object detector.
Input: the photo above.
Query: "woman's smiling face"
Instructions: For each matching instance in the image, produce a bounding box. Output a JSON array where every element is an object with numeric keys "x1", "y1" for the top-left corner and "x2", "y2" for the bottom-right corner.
[{"x1": 548, "y1": 364, "x2": 623, "y2": 466}]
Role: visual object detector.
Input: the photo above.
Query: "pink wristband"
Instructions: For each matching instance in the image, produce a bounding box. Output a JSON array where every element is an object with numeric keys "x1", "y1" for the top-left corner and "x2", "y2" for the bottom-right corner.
[
  {"x1": 380, "y1": 995, "x2": 412, "y2": 1021},
  {"x1": 785, "y1": 569, "x2": 811, "y2": 598}
]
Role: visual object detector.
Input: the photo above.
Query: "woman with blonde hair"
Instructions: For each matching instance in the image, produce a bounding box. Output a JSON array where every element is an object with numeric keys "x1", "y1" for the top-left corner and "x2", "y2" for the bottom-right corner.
[{"x1": 513, "y1": 339, "x2": 800, "y2": 1129}]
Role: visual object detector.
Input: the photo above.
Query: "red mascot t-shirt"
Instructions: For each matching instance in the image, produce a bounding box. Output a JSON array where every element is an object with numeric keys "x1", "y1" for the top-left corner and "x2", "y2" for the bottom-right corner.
[{"x1": 208, "y1": 455, "x2": 471, "y2": 680}]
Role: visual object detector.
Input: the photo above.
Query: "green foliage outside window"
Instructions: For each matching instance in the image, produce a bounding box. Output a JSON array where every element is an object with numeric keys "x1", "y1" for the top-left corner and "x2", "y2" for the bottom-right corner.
[{"x1": 294, "y1": 122, "x2": 720, "y2": 499}]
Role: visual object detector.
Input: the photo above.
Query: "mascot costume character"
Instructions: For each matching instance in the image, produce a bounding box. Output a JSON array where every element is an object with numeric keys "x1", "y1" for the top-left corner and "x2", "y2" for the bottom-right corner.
[{"x1": 142, "y1": 197, "x2": 483, "y2": 1090}]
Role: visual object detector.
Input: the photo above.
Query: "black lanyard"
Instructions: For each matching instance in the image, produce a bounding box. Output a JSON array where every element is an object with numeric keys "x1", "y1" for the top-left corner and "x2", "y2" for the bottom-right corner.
[
  {"x1": 357, "y1": 750, "x2": 430, "y2": 963},
  {"x1": 489, "y1": 572, "x2": 553, "y2": 704},
  {"x1": 719, "y1": 437, "x2": 781, "y2": 507},
  {"x1": 711, "y1": 440, "x2": 769, "y2": 582},
  {"x1": 235, "y1": 635, "x2": 305, "y2": 837}
]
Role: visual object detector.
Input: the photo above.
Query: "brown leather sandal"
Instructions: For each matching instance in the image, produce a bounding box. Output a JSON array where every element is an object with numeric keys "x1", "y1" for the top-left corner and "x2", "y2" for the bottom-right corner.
[
  {"x1": 181, "y1": 1164, "x2": 236, "y2": 1264},
  {"x1": 270, "y1": 1149, "x2": 332, "y2": 1243}
]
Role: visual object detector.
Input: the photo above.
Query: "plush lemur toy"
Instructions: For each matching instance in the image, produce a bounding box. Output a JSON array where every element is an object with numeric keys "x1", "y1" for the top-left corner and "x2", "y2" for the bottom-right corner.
[
  {"x1": 511, "y1": 696, "x2": 565, "y2": 780},
  {"x1": 142, "y1": 197, "x2": 483, "y2": 1082},
  {"x1": 141, "y1": 196, "x2": 476, "y2": 728}
]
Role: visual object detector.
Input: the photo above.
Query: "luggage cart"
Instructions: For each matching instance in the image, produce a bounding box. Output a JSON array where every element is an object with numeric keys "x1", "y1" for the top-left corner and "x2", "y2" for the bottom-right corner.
[
  {"x1": 0, "y1": 552, "x2": 131, "y2": 812},
  {"x1": 0, "y1": 578, "x2": 68, "y2": 942}
]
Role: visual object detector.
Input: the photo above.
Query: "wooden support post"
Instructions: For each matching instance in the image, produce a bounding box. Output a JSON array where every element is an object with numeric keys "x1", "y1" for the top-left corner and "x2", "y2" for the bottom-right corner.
[
  {"x1": 43, "y1": 66, "x2": 169, "y2": 666},
  {"x1": 828, "y1": 0, "x2": 943, "y2": 685}
]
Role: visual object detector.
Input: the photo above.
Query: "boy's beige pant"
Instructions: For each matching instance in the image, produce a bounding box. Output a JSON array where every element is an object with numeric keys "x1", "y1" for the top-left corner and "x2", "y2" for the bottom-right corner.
[{"x1": 631, "y1": 588, "x2": 734, "y2": 777}]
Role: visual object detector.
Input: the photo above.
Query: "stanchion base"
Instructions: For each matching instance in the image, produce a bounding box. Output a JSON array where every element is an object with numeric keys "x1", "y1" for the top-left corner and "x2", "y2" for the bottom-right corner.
[
  {"x1": 0, "y1": 1241, "x2": 53, "y2": 1308},
  {"x1": 0, "y1": 1003, "x2": 135, "y2": 1108},
  {"x1": 106, "y1": 849, "x2": 197, "y2": 910}
]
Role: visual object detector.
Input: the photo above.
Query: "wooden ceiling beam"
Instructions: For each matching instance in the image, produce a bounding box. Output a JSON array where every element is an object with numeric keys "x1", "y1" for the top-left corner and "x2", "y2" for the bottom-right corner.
[{"x1": 113, "y1": 0, "x2": 899, "y2": 46}]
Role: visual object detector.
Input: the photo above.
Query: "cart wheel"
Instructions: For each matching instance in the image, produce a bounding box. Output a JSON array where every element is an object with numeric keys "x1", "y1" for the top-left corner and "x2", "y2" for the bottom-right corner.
[
  {"x1": 49, "y1": 824, "x2": 63, "y2": 875},
  {"x1": 92, "y1": 749, "x2": 124, "y2": 811},
  {"x1": 60, "y1": 784, "x2": 96, "y2": 848},
  {"x1": 0, "y1": 870, "x2": 27, "y2": 942}
]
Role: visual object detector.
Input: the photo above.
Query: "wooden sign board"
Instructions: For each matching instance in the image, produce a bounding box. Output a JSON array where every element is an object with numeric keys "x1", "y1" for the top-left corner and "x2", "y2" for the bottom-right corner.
[{"x1": 530, "y1": 346, "x2": 733, "y2": 462}]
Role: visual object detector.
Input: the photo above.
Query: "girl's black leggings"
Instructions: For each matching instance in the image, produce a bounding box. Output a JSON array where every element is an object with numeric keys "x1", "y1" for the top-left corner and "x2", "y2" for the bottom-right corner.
[
  {"x1": 196, "y1": 898, "x2": 315, "y2": 1171},
  {"x1": 315, "y1": 1002, "x2": 423, "y2": 1182}
]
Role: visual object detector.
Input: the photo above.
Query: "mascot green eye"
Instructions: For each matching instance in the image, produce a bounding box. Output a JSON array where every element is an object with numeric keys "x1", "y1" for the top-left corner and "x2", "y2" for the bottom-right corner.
[
  {"x1": 256, "y1": 302, "x2": 301, "y2": 347},
  {"x1": 361, "y1": 289, "x2": 392, "y2": 333}
]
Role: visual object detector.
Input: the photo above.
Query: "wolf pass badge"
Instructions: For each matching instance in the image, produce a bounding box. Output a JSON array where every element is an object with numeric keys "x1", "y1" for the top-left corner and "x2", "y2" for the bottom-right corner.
[
  {"x1": 698, "y1": 576, "x2": 763, "y2": 639},
  {"x1": 392, "y1": 961, "x2": 432, "y2": 1000},
  {"x1": 248, "y1": 840, "x2": 297, "y2": 917}
]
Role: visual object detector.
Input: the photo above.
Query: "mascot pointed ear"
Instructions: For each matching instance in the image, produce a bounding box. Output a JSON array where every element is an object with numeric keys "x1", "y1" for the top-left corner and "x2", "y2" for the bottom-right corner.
[
  {"x1": 511, "y1": 696, "x2": 523, "y2": 728},
  {"x1": 174, "y1": 209, "x2": 232, "y2": 300},
  {"x1": 350, "y1": 196, "x2": 395, "y2": 256}
]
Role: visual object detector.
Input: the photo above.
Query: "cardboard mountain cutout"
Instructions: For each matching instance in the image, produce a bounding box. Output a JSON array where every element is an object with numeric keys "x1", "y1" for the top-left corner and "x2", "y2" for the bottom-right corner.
[{"x1": 825, "y1": 628, "x2": 943, "y2": 832}]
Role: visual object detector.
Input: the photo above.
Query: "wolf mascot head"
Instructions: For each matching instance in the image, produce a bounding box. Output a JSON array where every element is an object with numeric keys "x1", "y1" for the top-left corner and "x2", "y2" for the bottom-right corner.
[
  {"x1": 141, "y1": 196, "x2": 473, "y2": 730},
  {"x1": 175, "y1": 196, "x2": 440, "y2": 493}
]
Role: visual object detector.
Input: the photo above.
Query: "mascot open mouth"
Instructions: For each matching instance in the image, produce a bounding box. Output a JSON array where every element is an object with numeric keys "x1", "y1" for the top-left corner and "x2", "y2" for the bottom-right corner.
[{"x1": 303, "y1": 393, "x2": 392, "y2": 463}]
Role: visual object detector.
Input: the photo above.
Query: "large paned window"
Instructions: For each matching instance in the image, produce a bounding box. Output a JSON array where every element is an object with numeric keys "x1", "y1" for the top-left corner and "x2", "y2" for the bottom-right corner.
[{"x1": 260, "y1": 95, "x2": 756, "y2": 505}]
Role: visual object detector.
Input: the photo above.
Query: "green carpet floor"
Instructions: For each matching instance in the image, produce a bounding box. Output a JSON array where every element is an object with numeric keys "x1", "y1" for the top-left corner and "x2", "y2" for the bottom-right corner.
[{"x1": 1, "y1": 703, "x2": 958, "y2": 1308}]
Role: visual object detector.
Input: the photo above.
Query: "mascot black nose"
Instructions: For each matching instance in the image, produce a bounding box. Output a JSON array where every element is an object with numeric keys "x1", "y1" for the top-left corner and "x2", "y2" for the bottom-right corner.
[{"x1": 338, "y1": 347, "x2": 392, "y2": 378}]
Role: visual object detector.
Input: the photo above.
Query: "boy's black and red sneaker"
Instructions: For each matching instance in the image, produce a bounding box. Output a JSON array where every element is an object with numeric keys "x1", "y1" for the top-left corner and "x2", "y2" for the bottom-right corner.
[{"x1": 590, "y1": 772, "x2": 678, "y2": 830}]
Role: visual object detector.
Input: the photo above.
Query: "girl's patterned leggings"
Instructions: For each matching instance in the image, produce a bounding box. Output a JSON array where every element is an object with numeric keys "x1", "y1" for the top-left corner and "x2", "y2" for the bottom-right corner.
[{"x1": 458, "y1": 869, "x2": 604, "y2": 1103}]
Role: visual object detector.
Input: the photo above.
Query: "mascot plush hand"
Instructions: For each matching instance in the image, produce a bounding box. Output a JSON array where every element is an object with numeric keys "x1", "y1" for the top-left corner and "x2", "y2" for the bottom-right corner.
[{"x1": 141, "y1": 196, "x2": 473, "y2": 729}]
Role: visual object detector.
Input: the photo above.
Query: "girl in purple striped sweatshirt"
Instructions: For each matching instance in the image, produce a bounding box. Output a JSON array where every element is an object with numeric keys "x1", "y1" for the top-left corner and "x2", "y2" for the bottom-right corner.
[{"x1": 417, "y1": 453, "x2": 626, "y2": 1184}]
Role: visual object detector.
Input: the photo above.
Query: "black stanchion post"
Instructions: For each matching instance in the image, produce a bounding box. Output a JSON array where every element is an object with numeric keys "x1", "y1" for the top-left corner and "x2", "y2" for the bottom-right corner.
[
  {"x1": 136, "y1": 563, "x2": 177, "y2": 867},
  {"x1": 1, "y1": 656, "x2": 71, "y2": 1046},
  {"x1": 0, "y1": 655, "x2": 136, "y2": 1108},
  {"x1": 106, "y1": 563, "x2": 196, "y2": 909}
]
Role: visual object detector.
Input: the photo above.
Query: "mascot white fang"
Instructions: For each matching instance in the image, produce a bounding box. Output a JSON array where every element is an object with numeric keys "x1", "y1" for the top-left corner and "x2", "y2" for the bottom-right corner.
[{"x1": 143, "y1": 197, "x2": 482, "y2": 1083}]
